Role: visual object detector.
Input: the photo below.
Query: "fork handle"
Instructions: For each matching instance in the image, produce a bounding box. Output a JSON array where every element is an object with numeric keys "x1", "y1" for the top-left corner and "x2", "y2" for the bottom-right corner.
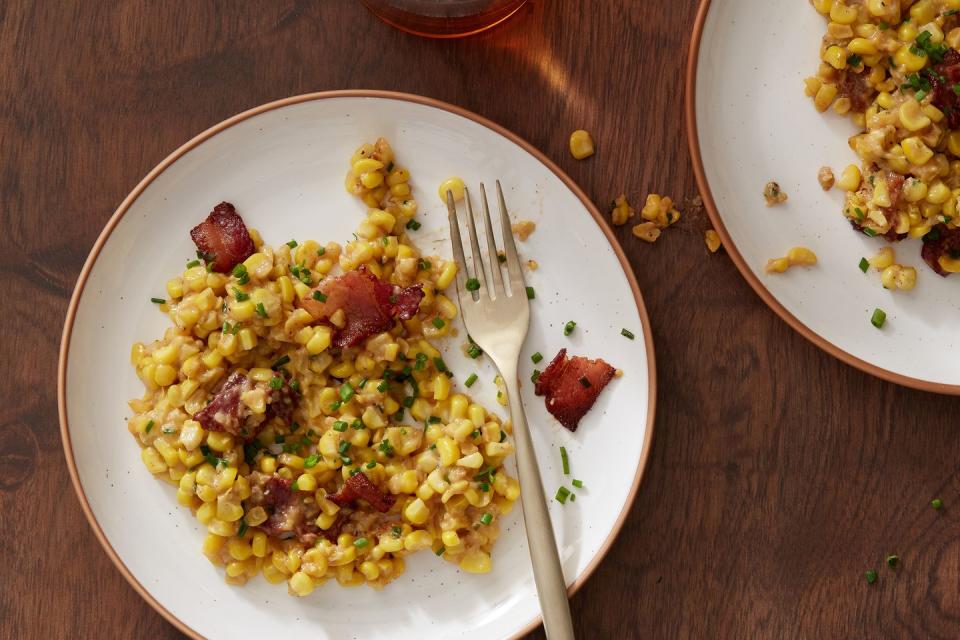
[{"x1": 503, "y1": 368, "x2": 576, "y2": 640}]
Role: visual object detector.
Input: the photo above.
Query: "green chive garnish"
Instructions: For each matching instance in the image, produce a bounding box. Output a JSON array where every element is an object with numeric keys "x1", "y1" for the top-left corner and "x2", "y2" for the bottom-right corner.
[
  {"x1": 531, "y1": 369, "x2": 541, "y2": 383},
  {"x1": 433, "y1": 357, "x2": 447, "y2": 373},
  {"x1": 466, "y1": 278, "x2": 480, "y2": 291},
  {"x1": 863, "y1": 228, "x2": 878, "y2": 237},
  {"x1": 858, "y1": 257, "x2": 869, "y2": 273},
  {"x1": 145, "y1": 420, "x2": 155, "y2": 433},
  {"x1": 886, "y1": 554, "x2": 899, "y2": 568},
  {"x1": 465, "y1": 373, "x2": 478, "y2": 387},
  {"x1": 186, "y1": 259, "x2": 201, "y2": 269},
  {"x1": 272, "y1": 355, "x2": 290, "y2": 369},
  {"x1": 268, "y1": 376, "x2": 283, "y2": 390},
  {"x1": 479, "y1": 513, "x2": 493, "y2": 526},
  {"x1": 572, "y1": 479, "x2": 583, "y2": 488},
  {"x1": 932, "y1": 498, "x2": 943, "y2": 509},
  {"x1": 329, "y1": 400, "x2": 341, "y2": 412},
  {"x1": 255, "y1": 302, "x2": 267, "y2": 318},
  {"x1": 290, "y1": 481, "x2": 300, "y2": 492},
  {"x1": 865, "y1": 569, "x2": 877, "y2": 584},
  {"x1": 237, "y1": 520, "x2": 248, "y2": 537},
  {"x1": 234, "y1": 288, "x2": 249, "y2": 302},
  {"x1": 150, "y1": 297, "x2": 166, "y2": 304},
  {"x1": 870, "y1": 308, "x2": 886, "y2": 328},
  {"x1": 287, "y1": 239, "x2": 298, "y2": 248},
  {"x1": 467, "y1": 344, "x2": 482, "y2": 359},
  {"x1": 333, "y1": 420, "x2": 348, "y2": 432},
  {"x1": 312, "y1": 290, "x2": 327, "y2": 302},
  {"x1": 555, "y1": 486, "x2": 571, "y2": 504},
  {"x1": 531, "y1": 352, "x2": 543, "y2": 364},
  {"x1": 304, "y1": 454, "x2": 320, "y2": 469},
  {"x1": 366, "y1": 460, "x2": 377, "y2": 469},
  {"x1": 563, "y1": 320, "x2": 576, "y2": 336},
  {"x1": 432, "y1": 317, "x2": 445, "y2": 329},
  {"x1": 621, "y1": 328, "x2": 635, "y2": 340},
  {"x1": 406, "y1": 219, "x2": 422, "y2": 231},
  {"x1": 354, "y1": 537, "x2": 369, "y2": 548},
  {"x1": 560, "y1": 446, "x2": 570, "y2": 475},
  {"x1": 338, "y1": 440, "x2": 351, "y2": 455},
  {"x1": 526, "y1": 286, "x2": 535, "y2": 300},
  {"x1": 340, "y1": 382, "x2": 355, "y2": 403},
  {"x1": 435, "y1": 545, "x2": 445, "y2": 556}
]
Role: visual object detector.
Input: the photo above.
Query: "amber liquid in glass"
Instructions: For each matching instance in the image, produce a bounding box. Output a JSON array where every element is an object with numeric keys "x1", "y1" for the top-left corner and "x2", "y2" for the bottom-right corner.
[{"x1": 360, "y1": 0, "x2": 527, "y2": 38}]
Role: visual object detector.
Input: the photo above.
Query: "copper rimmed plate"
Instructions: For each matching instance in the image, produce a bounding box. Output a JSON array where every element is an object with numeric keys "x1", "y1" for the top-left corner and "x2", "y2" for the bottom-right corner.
[
  {"x1": 688, "y1": 0, "x2": 960, "y2": 394},
  {"x1": 59, "y1": 91, "x2": 656, "y2": 639}
]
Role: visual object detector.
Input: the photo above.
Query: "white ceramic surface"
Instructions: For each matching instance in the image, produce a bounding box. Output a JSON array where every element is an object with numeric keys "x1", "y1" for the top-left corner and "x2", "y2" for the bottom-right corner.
[
  {"x1": 694, "y1": 0, "x2": 960, "y2": 391},
  {"x1": 61, "y1": 94, "x2": 654, "y2": 639}
]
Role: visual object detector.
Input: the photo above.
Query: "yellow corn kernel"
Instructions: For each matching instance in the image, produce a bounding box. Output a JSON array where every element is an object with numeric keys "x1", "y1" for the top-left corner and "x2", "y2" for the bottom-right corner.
[
  {"x1": 923, "y1": 104, "x2": 945, "y2": 123},
  {"x1": 822, "y1": 45, "x2": 847, "y2": 70},
  {"x1": 881, "y1": 264, "x2": 918, "y2": 290},
  {"x1": 832, "y1": 97, "x2": 852, "y2": 115},
  {"x1": 836, "y1": 164, "x2": 861, "y2": 192},
  {"x1": 902, "y1": 178, "x2": 928, "y2": 203},
  {"x1": 153, "y1": 364, "x2": 177, "y2": 387},
  {"x1": 436, "y1": 436, "x2": 460, "y2": 467},
  {"x1": 404, "y1": 498, "x2": 430, "y2": 525},
  {"x1": 903, "y1": 137, "x2": 934, "y2": 166},
  {"x1": 196, "y1": 502, "x2": 216, "y2": 525},
  {"x1": 441, "y1": 530, "x2": 461, "y2": 548},
  {"x1": 459, "y1": 550, "x2": 492, "y2": 574},
  {"x1": 165, "y1": 278, "x2": 184, "y2": 300},
  {"x1": 764, "y1": 257, "x2": 789, "y2": 274},
  {"x1": 895, "y1": 45, "x2": 928, "y2": 72},
  {"x1": 259, "y1": 455, "x2": 277, "y2": 474},
  {"x1": 403, "y1": 528, "x2": 433, "y2": 551},
  {"x1": 814, "y1": 83, "x2": 838, "y2": 112},
  {"x1": 457, "y1": 451, "x2": 484, "y2": 469},
  {"x1": 438, "y1": 176, "x2": 465, "y2": 203},
  {"x1": 202, "y1": 533, "x2": 225, "y2": 558},
  {"x1": 812, "y1": 0, "x2": 831, "y2": 14},
  {"x1": 632, "y1": 221, "x2": 661, "y2": 243},
  {"x1": 140, "y1": 446, "x2": 167, "y2": 474},
  {"x1": 910, "y1": 0, "x2": 937, "y2": 24},
  {"x1": 305, "y1": 325, "x2": 332, "y2": 355},
  {"x1": 786, "y1": 247, "x2": 817, "y2": 267},
  {"x1": 206, "y1": 431, "x2": 234, "y2": 453},
  {"x1": 288, "y1": 571, "x2": 315, "y2": 597},
  {"x1": 296, "y1": 473, "x2": 317, "y2": 492},
  {"x1": 231, "y1": 300, "x2": 256, "y2": 322},
  {"x1": 568, "y1": 129, "x2": 595, "y2": 159},
  {"x1": 847, "y1": 37, "x2": 877, "y2": 56},
  {"x1": 899, "y1": 98, "x2": 932, "y2": 132},
  {"x1": 869, "y1": 247, "x2": 895, "y2": 270},
  {"x1": 352, "y1": 158, "x2": 384, "y2": 175},
  {"x1": 927, "y1": 181, "x2": 951, "y2": 204},
  {"x1": 804, "y1": 76, "x2": 823, "y2": 97},
  {"x1": 938, "y1": 255, "x2": 960, "y2": 273},
  {"x1": 251, "y1": 531, "x2": 268, "y2": 557},
  {"x1": 432, "y1": 373, "x2": 451, "y2": 401},
  {"x1": 704, "y1": 229, "x2": 721, "y2": 253},
  {"x1": 948, "y1": 27, "x2": 960, "y2": 51},
  {"x1": 228, "y1": 538, "x2": 253, "y2": 561}
]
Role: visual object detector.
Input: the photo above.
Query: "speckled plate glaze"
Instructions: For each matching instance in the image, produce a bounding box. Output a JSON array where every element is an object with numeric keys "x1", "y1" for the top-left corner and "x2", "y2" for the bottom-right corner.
[
  {"x1": 59, "y1": 92, "x2": 656, "y2": 640},
  {"x1": 688, "y1": 0, "x2": 960, "y2": 394}
]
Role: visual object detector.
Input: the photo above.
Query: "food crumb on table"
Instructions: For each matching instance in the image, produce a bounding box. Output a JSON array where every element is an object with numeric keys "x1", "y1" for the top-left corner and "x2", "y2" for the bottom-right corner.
[
  {"x1": 817, "y1": 166, "x2": 835, "y2": 191},
  {"x1": 763, "y1": 181, "x2": 788, "y2": 206}
]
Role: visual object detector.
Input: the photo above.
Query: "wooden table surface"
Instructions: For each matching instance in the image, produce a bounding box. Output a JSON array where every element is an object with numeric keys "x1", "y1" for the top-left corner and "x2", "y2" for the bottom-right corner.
[{"x1": 6, "y1": 0, "x2": 960, "y2": 638}]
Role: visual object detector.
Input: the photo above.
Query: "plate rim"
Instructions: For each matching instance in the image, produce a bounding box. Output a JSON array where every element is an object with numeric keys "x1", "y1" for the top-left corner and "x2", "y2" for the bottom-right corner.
[
  {"x1": 57, "y1": 89, "x2": 659, "y2": 639},
  {"x1": 685, "y1": 0, "x2": 960, "y2": 396}
]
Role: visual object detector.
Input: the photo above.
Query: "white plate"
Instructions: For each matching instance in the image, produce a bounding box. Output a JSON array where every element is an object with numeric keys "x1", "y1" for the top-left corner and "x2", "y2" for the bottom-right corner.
[
  {"x1": 689, "y1": 0, "x2": 960, "y2": 393},
  {"x1": 59, "y1": 92, "x2": 656, "y2": 640}
]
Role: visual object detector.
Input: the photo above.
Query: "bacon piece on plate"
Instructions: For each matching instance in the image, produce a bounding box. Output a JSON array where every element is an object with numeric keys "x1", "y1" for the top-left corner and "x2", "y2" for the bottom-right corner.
[
  {"x1": 920, "y1": 224, "x2": 960, "y2": 276},
  {"x1": 301, "y1": 266, "x2": 424, "y2": 348},
  {"x1": 534, "y1": 348, "x2": 616, "y2": 432},
  {"x1": 930, "y1": 50, "x2": 960, "y2": 129},
  {"x1": 194, "y1": 372, "x2": 256, "y2": 437},
  {"x1": 327, "y1": 471, "x2": 396, "y2": 513},
  {"x1": 257, "y1": 475, "x2": 312, "y2": 540},
  {"x1": 189, "y1": 202, "x2": 256, "y2": 273}
]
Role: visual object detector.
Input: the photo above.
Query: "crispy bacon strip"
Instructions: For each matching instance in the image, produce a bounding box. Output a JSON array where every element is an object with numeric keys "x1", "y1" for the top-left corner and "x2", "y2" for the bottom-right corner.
[
  {"x1": 189, "y1": 202, "x2": 256, "y2": 273},
  {"x1": 836, "y1": 69, "x2": 873, "y2": 113},
  {"x1": 300, "y1": 266, "x2": 424, "y2": 348},
  {"x1": 256, "y1": 475, "x2": 321, "y2": 542},
  {"x1": 930, "y1": 49, "x2": 960, "y2": 129},
  {"x1": 534, "y1": 348, "x2": 616, "y2": 432},
  {"x1": 194, "y1": 372, "x2": 256, "y2": 438},
  {"x1": 920, "y1": 224, "x2": 960, "y2": 276},
  {"x1": 327, "y1": 471, "x2": 396, "y2": 513}
]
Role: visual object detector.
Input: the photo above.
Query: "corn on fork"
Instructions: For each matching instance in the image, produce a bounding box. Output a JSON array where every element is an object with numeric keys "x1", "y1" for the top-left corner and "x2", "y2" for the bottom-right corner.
[{"x1": 445, "y1": 182, "x2": 575, "y2": 640}]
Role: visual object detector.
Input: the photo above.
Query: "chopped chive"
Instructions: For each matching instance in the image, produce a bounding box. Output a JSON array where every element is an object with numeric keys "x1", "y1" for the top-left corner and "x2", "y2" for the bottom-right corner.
[
  {"x1": 255, "y1": 302, "x2": 267, "y2": 318},
  {"x1": 470, "y1": 429, "x2": 480, "y2": 439},
  {"x1": 329, "y1": 400, "x2": 342, "y2": 412},
  {"x1": 464, "y1": 373, "x2": 479, "y2": 387},
  {"x1": 467, "y1": 344, "x2": 482, "y2": 359},
  {"x1": 312, "y1": 290, "x2": 327, "y2": 302},
  {"x1": 406, "y1": 219, "x2": 422, "y2": 231},
  {"x1": 531, "y1": 352, "x2": 543, "y2": 364},
  {"x1": 433, "y1": 357, "x2": 447, "y2": 372},
  {"x1": 531, "y1": 369, "x2": 541, "y2": 383},
  {"x1": 237, "y1": 520, "x2": 248, "y2": 537},
  {"x1": 865, "y1": 569, "x2": 877, "y2": 585},
  {"x1": 381, "y1": 237, "x2": 389, "y2": 246},
  {"x1": 304, "y1": 454, "x2": 320, "y2": 469},
  {"x1": 391, "y1": 526, "x2": 402, "y2": 538},
  {"x1": 432, "y1": 317, "x2": 445, "y2": 329},
  {"x1": 499, "y1": 430, "x2": 507, "y2": 442},
  {"x1": 287, "y1": 239, "x2": 298, "y2": 248},
  {"x1": 366, "y1": 460, "x2": 377, "y2": 469},
  {"x1": 479, "y1": 512, "x2": 493, "y2": 526},
  {"x1": 563, "y1": 320, "x2": 576, "y2": 336},
  {"x1": 339, "y1": 455, "x2": 352, "y2": 465},
  {"x1": 233, "y1": 288, "x2": 249, "y2": 302},
  {"x1": 419, "y1": 259, "x2": 432, "y2": 270},
  {"x1": 870, "y1": 308, "x2": 886, "y2": 329},
  {"x1": 358, "y1": 378, "x2": 368, "y2": 389},
  {"x1": 353, "y1": 537, "x2": 369, "y2": 548},
  {"x1": 526, "y1": 286, "x2": 535, "y2": 300},
  {"x1": 339, "y1": 383, "x2": 355, "y2": 403},
  {"x1": 414, "y1": 353, "x2": 428, "y2": 370},
  {"x1": 572, "y1": 479, "x2": 584, "y2": 488},
  {"x1": 393, "y1": 409, "x2": 405, "y2": 421},
  {"x1": 352, "y1": 419, "x2": 363, "y2": 430},
  {"x1": 435, "y1": 545, "x2": 445, "y2": 556},
  {"x1": 428, "y1": 416, "x2": 442, "y2": 424},
  {"x1": 317, "y1": 246, "x2": 326, "y2": 256},
  {"x1": 377, "y1": 380, "x2": 389, "y2": 393},
  {"x1": 466, "y1": 278, "x2": 481, "y2": 291},
  {"x1": 847, "y1": 53, "x2": 862, "y2": 67},
  {"x1": 186, "y1": 259, "x2": 201, "y2": 269},
  {"x1": 886, "y1": 555, "x2": 900, "y2": 568},
  {"x1": 555, "y1": 486, "x2": 571, "y2": 504},
  {"x1": 378, "y1": 439, "x2": 394, "y2": 457},
  {"x1": 145, "y1": 420, "x2": 155, "y2": 434},
  {"x1": 579, "y1": 376, "x2": 591, "y2": 388},
  {"x1": 272, "y1": 355, "x2": 290, "y2": 369},
  {"x1": 560, "y1": 446, "x2": 570, "y2": 475},
  {"x1": 268, "y1": 376, "x2": 283, "y2": 390},
  {"x1": 403, "y1": 396, "x2": 414, "y2": 408},
  {"x1": 479, "y1": 482, "x2": 490, "y2": 492},
  {"x1": 621, "y1": 328, "x2": 635, "y2": 340},
  {"x1": 498, "y1": 253, "x2": 507, "y2": 263},
  {"x1": 150, "y1": 297, "x2": 166, "y2": 304},
  {"x1": 338, "y1": 440, "x2": 351, "y2": 455},
  {"x1": 858, "y1": 257, "x2": 869, "y2": 273},
  {"x1": 932, "y1": 498, "x2": 943, "y2": 509},
  {"x1": 863, "y1": 228, "x2": 878, "y2": 237},
  {"x1": 333, "y1": 420, "x2": 348, "y2": 432},
  {"x1": 274, "y1": 435, "x2": 286, "y2": 444},
  {"x1": 290, "y1": 481, "x2": 300, "y2": 492}
]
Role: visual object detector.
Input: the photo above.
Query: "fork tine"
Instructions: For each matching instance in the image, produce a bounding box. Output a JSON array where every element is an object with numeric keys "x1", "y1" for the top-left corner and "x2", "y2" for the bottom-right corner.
[
  {"x1": 463, "y1": 187, "x2": 487, "y2": 295},
  {"x1": 496, "y1": 180, "x2": 525, "y2": 295},
  {"x1": 479, "y1": 183, "x2": 504, "y2": 297},
  {"x1": 445, "y1": 190, "x2": 471, "y2": 297}
]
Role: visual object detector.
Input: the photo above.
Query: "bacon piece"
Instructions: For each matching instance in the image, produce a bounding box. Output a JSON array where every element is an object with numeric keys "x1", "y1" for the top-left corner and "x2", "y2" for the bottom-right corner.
[
  {"x1": 189, "y1": 202, "x2": 256, "y2": 273},
  {"x1": 265, "y1": 376, "x2": 296, "y2": 425},
  {"x1": 534, "y1": 348, "x2": 616, "y2": 432},
  {"x1": 836, "y1": 69, "x2": 874, "y2": 113},
  {"x1": 930, "y1": 50, "x2": 960, "y2": 129},
  {"x1": 194, "y1": 372, "x2": 257, "y2": 438},
  {"x1": 327, "y1": 471, "x2": 396, "y2": 513},
  {"x1": 300, "y1": 266, "x2": 424, "y2": 348},
  {"x1": 920, "y1": 224, "x2": 960, "y2": 276}
]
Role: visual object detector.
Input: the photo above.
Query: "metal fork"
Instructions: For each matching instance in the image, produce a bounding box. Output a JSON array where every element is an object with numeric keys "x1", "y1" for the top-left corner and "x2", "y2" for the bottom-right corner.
[{"x1": 445, "y1": 182, "x2": 575, "y2": 640}]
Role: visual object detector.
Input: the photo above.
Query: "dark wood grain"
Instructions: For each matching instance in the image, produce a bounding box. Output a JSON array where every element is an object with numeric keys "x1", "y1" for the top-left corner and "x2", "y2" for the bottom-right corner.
[{"x1": 4, "y1": 0, "x2": 960, "y2": 638}]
